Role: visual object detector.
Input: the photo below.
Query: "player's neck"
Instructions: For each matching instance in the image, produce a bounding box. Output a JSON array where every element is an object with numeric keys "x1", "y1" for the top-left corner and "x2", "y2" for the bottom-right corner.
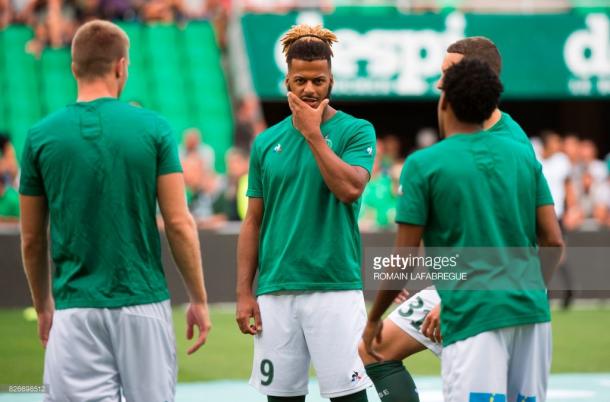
[
  {"x1": 444, "y1": 120, "x2": 484, "y2": 138},
  {"x1": 322, "y1": 105, "x2": 337, "y2": 123},
  {"x1": 483, "y1": 108, "x2": 502, "y2": 130},
  {"x1": 76, "y1": 79, "x2": 119, "y2": 102}
]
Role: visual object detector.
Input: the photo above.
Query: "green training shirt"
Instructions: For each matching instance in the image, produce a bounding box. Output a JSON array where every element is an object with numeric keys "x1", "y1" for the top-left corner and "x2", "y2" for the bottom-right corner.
[
  {"x1": 396, "y1": 130, "x2": 554, "y2": 346},
  {"x1": 19, "y1": 98, "x2": 182, "y2": 309},
  {"x1": 247, "y1": 111, "x2": 376, "y2": 295}
]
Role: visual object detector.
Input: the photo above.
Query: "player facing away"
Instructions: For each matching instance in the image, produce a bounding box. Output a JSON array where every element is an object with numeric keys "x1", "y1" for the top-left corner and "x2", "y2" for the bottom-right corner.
[
  {"x1": 19, "y1": 20, "x2": 211, "y2": 402},
  {"x1": 358, "y1": 36, "x2": 558, "y2": 402},
  {"x1": 236, "y1": 24, "x2": 376, "y2": 402},
  {"x1": 363, "y1": 59, "x2": 565, "y2": 402}
]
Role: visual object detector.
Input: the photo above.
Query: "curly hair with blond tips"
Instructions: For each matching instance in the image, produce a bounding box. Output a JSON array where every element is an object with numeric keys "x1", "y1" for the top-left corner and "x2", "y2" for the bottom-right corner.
[{"x1": 280, "y1": 24, "x2": 338, "y2": 66}]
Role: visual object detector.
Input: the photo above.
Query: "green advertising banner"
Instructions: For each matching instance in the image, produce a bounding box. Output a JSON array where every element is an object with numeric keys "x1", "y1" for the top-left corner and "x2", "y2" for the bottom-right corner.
[{"x1": 241, "y1": 11, "x2": 610, "y2": 100}]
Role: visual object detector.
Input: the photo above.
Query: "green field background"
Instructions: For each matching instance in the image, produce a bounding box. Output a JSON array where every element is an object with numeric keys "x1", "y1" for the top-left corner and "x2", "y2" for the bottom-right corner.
[{"x1": 1, "y1": 306, "x2": 609, "y2": 385}]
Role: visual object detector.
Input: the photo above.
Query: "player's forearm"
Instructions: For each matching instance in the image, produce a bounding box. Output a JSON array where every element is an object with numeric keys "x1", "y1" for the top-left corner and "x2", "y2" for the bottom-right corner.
[
  {"x1": 236, "y1": 217, "x2": 260, "y2": 298},
  {"x1": 22, "y1": 234, "x2": 52, "y2": 312},
  {"x1": 368, "y1": 289, "x2": 402, "y2": 322},
  {"x1": 538, "y1": 240, "x2": 565, "y2": 287},
  {"x1": 165, "y1": 216, "x2": 208, "y2": 304},
  {"x1": 306, "y1": 135, "x2": 365, "y2": 203}
]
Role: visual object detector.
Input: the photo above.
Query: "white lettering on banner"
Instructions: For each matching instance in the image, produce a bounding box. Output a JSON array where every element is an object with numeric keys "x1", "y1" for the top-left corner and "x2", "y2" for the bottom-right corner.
[
  {"x1": 274, "y1": 13, "x2": 466, "y2": 96},
  {"x1": 564, "y1": 13, "x2": 610, "y2": 95}
]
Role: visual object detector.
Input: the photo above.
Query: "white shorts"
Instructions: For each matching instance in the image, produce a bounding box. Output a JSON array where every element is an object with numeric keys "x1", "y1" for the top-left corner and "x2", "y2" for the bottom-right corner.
[
  {"x1": 43, "y1": 300, "x2": 176, "y2": 402},
  {"x1": 388, "y1": 286, "x2": 442, "y2": 357},
  {"x1": 250, "y1": 291, "x2": 372, "y2": 398},
  {"x1": 442, "y1": 322, "x2": 552, "y2": 402}
]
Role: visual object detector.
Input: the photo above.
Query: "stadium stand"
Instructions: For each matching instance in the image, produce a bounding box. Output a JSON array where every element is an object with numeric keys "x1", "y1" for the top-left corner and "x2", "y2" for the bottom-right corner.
[{"x1": 0, "y1": 22, "x2": 233, "y2": 172}]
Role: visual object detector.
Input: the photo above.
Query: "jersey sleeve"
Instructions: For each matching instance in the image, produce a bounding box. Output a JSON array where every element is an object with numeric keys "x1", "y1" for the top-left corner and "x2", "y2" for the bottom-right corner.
[
  {"x1": 535, "y1": 160, "x2": 554, "y2": 207},
  {"x1": 395, "y1": 155, "x2": 428, "y2": 226},
  {"x1": 341, "y1": 121, "x2": 376, "y2": 175},
  {"x1": 156, "y1": 116, "x2": 183, "y2": 176},
  {"x1": 246, "y1": 139, "x2": 263, "y2": 198},
  {"x1": 19, "y1": 131, "x2": 45, "y2": 196}
]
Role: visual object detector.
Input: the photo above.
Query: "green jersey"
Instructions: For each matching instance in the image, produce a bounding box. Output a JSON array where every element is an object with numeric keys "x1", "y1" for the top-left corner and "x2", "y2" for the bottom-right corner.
[
  {"x1": 19, "y1": 98, "x2": 182, "y2": 309},
  {"x1": 488, "y1": 112, "x2": 531, "y2": 146},
  {"x1": 247, "y1": 111, "x2": 376, "y2": 295},
  {"x1": 0, "y1": 186, "x2": 19, "y2": 218},
  {"x1": 396, "y1": 130, "x2": 554, "y2": 346}
]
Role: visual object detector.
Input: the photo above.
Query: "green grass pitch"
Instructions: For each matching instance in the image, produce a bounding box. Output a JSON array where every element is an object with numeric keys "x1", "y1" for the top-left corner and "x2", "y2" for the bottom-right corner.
[{"x1": 0, "y1": 305, "x2": 609, "y2": 385}]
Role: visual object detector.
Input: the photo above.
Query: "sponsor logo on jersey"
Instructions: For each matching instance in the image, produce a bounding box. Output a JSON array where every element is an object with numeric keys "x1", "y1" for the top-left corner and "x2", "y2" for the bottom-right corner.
[
  {"x1": 325, "y1": 135, "x2": 333, "y2": 148},
  {"x1": 274, "y1": 143, "x2": 283, "y2": 153},
  {"x1": 469, "y1": 393, "x2": 507, "y2": 402},
  {"x1": 398, "y1": 184, "x2": 404, "y2": 196},
  {"x1": 351, "y1": 370, "x2": 363, "y2": 383},
  {"x1": 366, "y1": 146, "x2": 373, "y2": 155},
  {"x1": 516, "y1": 395, "x2": 536, "y2": 402}
]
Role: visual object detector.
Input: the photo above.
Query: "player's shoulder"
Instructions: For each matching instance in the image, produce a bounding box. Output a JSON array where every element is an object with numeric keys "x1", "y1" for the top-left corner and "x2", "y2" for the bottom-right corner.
[
  {"x1": 491, "y1": 112, "x2": 530, "y2": 145},
  {"x1": 252, "y1": 116, "x2": 292, "y2": 147},
  {"x1": 334, "y1": 110, "x2": 374, "y2": 132},
  {"x1": 29, "y1": 106, "x2": 71, "y2": 135}
]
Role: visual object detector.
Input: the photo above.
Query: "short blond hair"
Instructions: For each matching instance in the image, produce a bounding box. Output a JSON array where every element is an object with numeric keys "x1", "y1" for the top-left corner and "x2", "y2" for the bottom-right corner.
[{"x1": 71, "y1": 20, "x2": 130, "y2": 80}]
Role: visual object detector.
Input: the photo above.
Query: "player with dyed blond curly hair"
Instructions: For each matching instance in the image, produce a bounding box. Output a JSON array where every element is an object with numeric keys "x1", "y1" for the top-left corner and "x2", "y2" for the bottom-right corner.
[{"x1": 236, "y1": 24, "x2": 376, "y2": 402}]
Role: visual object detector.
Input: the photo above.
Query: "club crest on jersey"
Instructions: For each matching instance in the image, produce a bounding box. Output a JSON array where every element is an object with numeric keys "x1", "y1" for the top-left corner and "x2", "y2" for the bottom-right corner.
[
  {"x1": 273, "y1": 143, "x2": 283, "y2": 153},
  {"x1": 351, "y1": 371, "x2": 363, "y2": 383}
]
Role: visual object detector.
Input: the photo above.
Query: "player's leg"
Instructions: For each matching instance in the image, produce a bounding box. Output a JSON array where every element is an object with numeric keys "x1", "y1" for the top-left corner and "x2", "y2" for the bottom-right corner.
[
  {"x1": 358, "y1": 320, "x2": 427, "y2": 365},
  {"x1": 43, "y1": 308, "x2": 121, "y2": 402},
  {"x1": 358, "y1": 320, "x2": 423, "y2": 402},
  {"x1": 300, "y1": 290, "x2": 372, "y2": 400},
  {"x1": 114, "y1": 300, "x2": 177, "y2": 402},
  {"x1": 358, "y1": 288, "x2": 441, "y2": 402},
  {"x1": 250, "y1": 294, "x2": 310, "y2": 399},
  {"x1": 507, "y1": 322, "x2": 552, "y2": 402},
  {"x1": 441, "y1": 328, "x2": 510, "y2": 402}
]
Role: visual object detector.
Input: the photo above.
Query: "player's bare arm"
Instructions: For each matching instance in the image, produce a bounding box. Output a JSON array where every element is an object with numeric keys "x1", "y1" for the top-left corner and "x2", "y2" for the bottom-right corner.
[
  {"x1": 20, "y1": 194, "x2": 53, "y2": 348},
  {"x1": 536, "y1": 204, "x2": 565, "y2": 285},
  {"x1": 158, "y1": 172, "x2": 212, "y2": 354},
  {"x1": 287, "y1": 92, "x2": 369, "y2": 204},
  {"x1": 363, "y1": 223, "x2": 424, "y2": 361},
  {"x1": 236, "y1": 196, "x2": 263, "y2": 335}
]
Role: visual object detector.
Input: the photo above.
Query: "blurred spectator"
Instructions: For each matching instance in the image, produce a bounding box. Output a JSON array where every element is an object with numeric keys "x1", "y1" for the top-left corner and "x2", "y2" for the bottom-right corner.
[
  {"x1": 180, "y1": 127, "x2": 215, "y2": 173},
  {"x1": 213, "y1": 147, "x2": 249, "y2": 221},
  {"x1": 0, "y1": 177, "x2": 19, "y2": 223},
  {"x1": 564, "y1": 139, "x2": 609, "y2": 230},
  {"x1": 359, "y1": 140, "x2": 396, "y2": 231},
  {"x1": 0, "y1": 134, "x2": 18, "y2": 187},
  {"x1": 563, "y1": 170, "x2": 609, "y2": 230},
  {"x1": 415, "y1": 127, "x2": 438, "y2": 150},
  {"x1": 539, "y1": 130, "x2": 574, "y2": 309},
  {"x1": 381, "y1": 134, "x2": 401, "y2": 174},
  {"x1": 234, "y1": 95, "x2": 267, "y2": 150},
  {"x1": 179, "y1": 127, "x2": 217, "y2": 218},
  {"x1": 579, "y1": 139, "x2": 607, "y2": 183},
  {"x1": 563, "y1": 133, "x2": 581, "y2": 166},
  {"x1": 140, "y1": 0, "x2": 184, "y2": 22},
  {"x1": 21, "y1": 0, "x2": 78, "y2": 56},
  {"x1": 538, "y1": 130, "x2": 572, "y2": 220},
  {"x1": 1, "y1": 0, "x2": 11, "y2": 28}
]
